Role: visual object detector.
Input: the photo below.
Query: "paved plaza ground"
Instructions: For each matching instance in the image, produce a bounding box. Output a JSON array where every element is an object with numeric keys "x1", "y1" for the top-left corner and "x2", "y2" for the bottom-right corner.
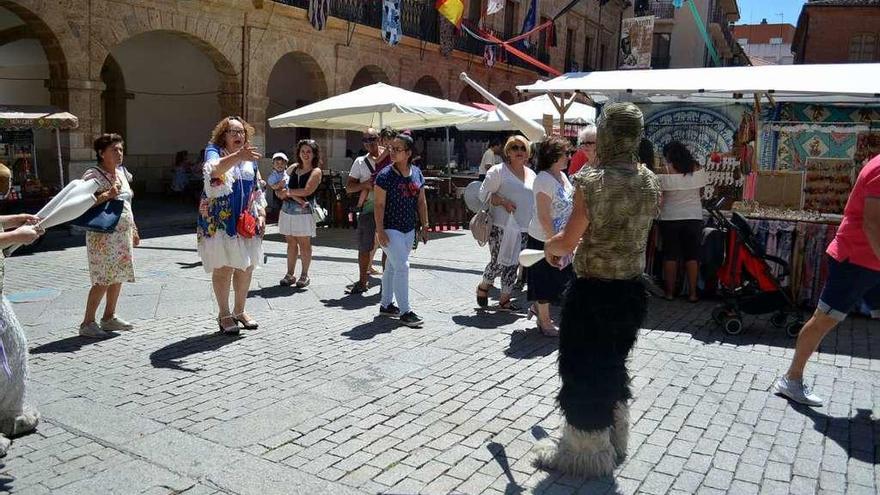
[{"x1": 1, "y1": 224, "x2": 879, "y2": 495}]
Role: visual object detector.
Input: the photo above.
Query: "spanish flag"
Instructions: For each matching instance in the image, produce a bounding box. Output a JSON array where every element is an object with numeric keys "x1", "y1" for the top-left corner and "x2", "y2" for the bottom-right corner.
[{"x1": 436, "y1": 0, "x2": 464, "y2": 28}]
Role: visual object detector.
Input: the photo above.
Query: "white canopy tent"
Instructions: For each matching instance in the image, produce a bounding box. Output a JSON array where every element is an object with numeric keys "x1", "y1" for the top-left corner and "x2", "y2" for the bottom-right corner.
[
  {"x1": 517, "y1": 64, "x2": 880, "y2": 104},
  {"x1": 457, "y1": 94, "x2": 596, "y2": 131},
  {"x1": 268, "y1": 82, "x2": 486, "y2": 130}
]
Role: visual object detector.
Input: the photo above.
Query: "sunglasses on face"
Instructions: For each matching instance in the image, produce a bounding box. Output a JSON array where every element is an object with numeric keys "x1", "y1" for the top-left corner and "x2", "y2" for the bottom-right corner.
[
  {"x1": 509, "y1": 145, "x2": 526, "y2": 152},
  {"x1": 226, "y1": 129, "x2": 245, "y2": 136},
  {"x1": 390, "y1": 146, "x2": 408, "y2": 153}
]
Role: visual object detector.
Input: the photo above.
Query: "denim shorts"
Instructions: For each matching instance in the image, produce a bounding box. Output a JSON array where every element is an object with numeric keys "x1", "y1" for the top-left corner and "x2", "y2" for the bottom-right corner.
[{"x1": 817, "y1": 256, "x2": 880, "y2": 321}]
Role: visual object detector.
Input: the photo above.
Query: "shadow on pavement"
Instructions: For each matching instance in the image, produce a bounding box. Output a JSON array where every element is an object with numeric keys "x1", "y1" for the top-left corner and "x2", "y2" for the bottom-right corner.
[
  {"x1": 321, "y1": 292, "x2": 381, "y2": 311},
  {"x1": 504, "y1": 329, "x2": 558, "y2": 359},
  {"x1": 249, "y1": 285, "x2": 304, "y2": 299},
  {"x1": 30, "y1": 334, "x2": 120, "y2": 354},
  {"x1": 342, "y1": 316, "x2": 399, "y2": 340},
  {"x1": 452, "y1": 311, "x2": 521, "y2": 330},
  {"x1": 487, "y1": 442, "x2": 524, "y2": 495},
  {"x1": 789, "y1": 404, "x2": 878, "y2": 464},
  {"x1": 149, "y1": 332, "x2": 243, "y2": 372}
]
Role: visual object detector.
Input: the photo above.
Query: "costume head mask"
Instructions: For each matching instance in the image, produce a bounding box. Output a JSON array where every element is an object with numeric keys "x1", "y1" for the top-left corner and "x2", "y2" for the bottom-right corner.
[
  {"x1": 0, "y1": 162, "x2": 11, "y2": 200},
  {"x1": 596, "y1": 102, "x2": 644, "y2": 165}
]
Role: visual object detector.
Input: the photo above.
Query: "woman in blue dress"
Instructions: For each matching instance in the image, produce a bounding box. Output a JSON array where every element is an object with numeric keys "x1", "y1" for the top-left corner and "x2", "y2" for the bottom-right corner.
[{"x1": 197, "y1": 117, "x2": 266, "y2": 334}]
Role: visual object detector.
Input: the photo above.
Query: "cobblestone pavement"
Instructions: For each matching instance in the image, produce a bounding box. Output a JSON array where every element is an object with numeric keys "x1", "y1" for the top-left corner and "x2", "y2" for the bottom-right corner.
[{"x1": 1, "y1": 226, "x2": 879, "y2": 494}]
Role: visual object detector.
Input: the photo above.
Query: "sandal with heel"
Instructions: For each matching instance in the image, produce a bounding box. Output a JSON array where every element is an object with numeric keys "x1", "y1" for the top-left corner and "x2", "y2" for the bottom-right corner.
[
  {"x1": 217, "y1": 315, "x2": 240, "y2": 335},
  {"x1": 476, "y1": 285, "x2": 491, "y2": 308},
  {"x1": 232, "y1": 312, "x2": 258, "y2": 330}
]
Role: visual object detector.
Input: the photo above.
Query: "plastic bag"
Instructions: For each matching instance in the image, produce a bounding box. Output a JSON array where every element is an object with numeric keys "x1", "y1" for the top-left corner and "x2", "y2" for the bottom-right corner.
[{"x1": 498, "y1": 213, "x2": 521, "y2": 267}]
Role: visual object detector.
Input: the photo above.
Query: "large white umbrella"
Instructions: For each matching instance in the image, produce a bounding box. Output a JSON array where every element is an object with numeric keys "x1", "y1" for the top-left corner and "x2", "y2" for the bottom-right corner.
[
  {"x1": 457, "y1": 94, "x2": 596, "y2": 131},
  {"x1": 268, "y1": 82, "x2": 486, "y2": 130}
]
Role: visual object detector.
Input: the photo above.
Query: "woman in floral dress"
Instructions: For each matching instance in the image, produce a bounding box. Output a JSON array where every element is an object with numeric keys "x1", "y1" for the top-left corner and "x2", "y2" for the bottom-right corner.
[
  {"x1": 197, "y1": 117, "x2": 266, "y2": 335},
  {"x1": 79, "y1": 134, "x2": 140, "y2": 339}
]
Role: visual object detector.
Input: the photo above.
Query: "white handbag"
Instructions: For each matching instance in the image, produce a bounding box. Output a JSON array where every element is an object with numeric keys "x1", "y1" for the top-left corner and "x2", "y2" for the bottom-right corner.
[{"x1": 469, "y1": 200, "x2": 491, "y2": 246}]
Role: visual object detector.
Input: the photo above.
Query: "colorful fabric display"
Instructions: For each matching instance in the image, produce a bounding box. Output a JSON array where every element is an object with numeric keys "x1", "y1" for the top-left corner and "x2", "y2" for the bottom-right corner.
[{"x1": 309, "y1": 0, "x2": 329, "y2": 31}]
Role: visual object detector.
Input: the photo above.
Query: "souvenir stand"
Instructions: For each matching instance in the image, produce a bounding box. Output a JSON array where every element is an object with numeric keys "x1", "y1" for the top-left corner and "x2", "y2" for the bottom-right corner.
[
  {"x1": 518, "y1": 64, "x2": 880, "y2": 307},
  {"x1": 0, "y1": 105, "x2": 79, "y2": 214}
]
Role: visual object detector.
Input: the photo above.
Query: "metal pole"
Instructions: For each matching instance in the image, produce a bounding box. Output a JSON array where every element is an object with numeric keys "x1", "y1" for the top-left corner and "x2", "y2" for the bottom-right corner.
[
  {"x1": 55, "y1": 128, "x2": 63, "y2": 185},
  {"x1": 445, "y1": 127, "x2": 451, "y2": 177}
]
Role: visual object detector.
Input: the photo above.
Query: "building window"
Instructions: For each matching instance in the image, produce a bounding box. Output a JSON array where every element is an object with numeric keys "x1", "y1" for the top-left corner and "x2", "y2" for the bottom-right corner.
[
  {"x1": 651, "y1": 33, "x2": 671, "y2": 69},
  {"x1": 769, "y1": 37, "x2": 783, "y2": 45},
  {"x1": 849, "y1": 34, "x2": 877, "y2": 62},
  {"x1": 503, "y1": 0, "x2": 517, "y2": 39},
  {"x1": 583, "y1": 36, "x2": 593, "y2": 70},
  {"x1": 737, "y1": 38, "x2": 749, "y2": 45},
  {"x1": 565, "y1": 29, "x2": 575, "y2": 72}
]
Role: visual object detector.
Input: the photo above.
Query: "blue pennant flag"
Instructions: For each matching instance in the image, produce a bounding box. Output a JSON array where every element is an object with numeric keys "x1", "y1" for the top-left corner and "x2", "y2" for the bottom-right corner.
[{"x1": 517, "y1": 0, "x2": 538, "y2": 50}]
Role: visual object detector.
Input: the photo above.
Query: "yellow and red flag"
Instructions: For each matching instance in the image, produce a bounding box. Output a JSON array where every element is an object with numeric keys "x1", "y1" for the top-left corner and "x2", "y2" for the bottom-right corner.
[{"x1": 435, "y1": 0, "x2": 465, "y2": 27}]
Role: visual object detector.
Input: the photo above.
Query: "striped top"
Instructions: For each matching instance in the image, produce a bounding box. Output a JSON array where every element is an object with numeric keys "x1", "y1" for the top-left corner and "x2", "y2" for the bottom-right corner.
[{"x1": 572, "y1": 164, "x2": 661, "y2": 280}]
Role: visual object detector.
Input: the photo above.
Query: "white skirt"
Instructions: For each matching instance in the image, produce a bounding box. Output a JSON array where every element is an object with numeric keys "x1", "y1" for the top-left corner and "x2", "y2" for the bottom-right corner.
[
  {"x1": 279, "y1": 211, "x2": 316, "y2": 238},
  {"x1": 198, "y1": 233, "x2": 263, "y2": 273}
]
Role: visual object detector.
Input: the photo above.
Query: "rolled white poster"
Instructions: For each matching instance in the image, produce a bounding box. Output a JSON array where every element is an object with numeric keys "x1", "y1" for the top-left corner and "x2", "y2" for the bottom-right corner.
[
  {"x1": 459, "y1": 72, "x2": 546, "y2": 143},
  {"x1": 518, "y1": 248, "x2": 545, "y2": 268}
]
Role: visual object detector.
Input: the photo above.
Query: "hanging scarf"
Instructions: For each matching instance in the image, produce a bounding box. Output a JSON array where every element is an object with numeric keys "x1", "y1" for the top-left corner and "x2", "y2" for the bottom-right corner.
[
  {"x1": 382, "y1": 0, "x2": 402, "y2": 46},
  {"x1": 309, "y1": 0, "x2": 329, "y2": 31},
  {"x1": 439, "y1": 17, "x2": 456, "y2": 57}
]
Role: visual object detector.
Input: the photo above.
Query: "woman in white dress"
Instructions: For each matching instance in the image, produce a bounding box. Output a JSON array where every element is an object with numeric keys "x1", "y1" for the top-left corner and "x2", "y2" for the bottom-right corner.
[
  {"x1": 197, "y1": 117, "x2": 266, "y2": 334},
  {"x1": 278, "y1": 139, "x2": 323, "y2": 289}
]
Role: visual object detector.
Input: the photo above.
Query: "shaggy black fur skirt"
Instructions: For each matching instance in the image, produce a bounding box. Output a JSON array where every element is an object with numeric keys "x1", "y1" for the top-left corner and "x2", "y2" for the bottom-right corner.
[{"x1": 534, "y1": 277, "x2": 648, "y2": 477}]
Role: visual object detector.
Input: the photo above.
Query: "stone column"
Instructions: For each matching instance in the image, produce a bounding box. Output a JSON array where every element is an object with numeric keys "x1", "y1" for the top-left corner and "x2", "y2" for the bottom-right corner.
[{"x1": 47, "y1": 78, "x2": 105, "y2": 184}]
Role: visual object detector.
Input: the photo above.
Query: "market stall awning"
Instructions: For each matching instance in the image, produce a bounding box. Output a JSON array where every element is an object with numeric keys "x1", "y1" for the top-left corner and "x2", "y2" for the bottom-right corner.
[
  {"x1": 517, "y1": 63, "x2": 880, "y2": 104},
  {"x1": 0, "y1": 105, "x2": 79, "y2": 130},
  {"x1": 457, "y1": 94, "x2": 596, "y2": 132},
  {"x1": 268, "y1": 83, "x2": 486, "y2": 130}
]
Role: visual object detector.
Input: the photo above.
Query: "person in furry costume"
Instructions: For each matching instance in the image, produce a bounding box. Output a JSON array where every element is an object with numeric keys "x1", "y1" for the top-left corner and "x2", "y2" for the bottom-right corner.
[
  {"x1": 0, "y1": 162, "x2": 43, "y2": 456},
  {"x1": 534, "y1": 103, "x2": 661, "y2": 477}
]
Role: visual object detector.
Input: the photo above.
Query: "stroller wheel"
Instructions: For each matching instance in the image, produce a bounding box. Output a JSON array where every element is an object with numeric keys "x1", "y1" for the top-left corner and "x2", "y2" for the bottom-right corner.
[
  {"x1": 722, "y1": 316, "x2": 744, "y2": 336},
  {"x1": 785, "y1": 321, "x2": 803, "y2": 338},
  {"x1": 770, "y1": 312, "x2": 788, "y2": 328}
]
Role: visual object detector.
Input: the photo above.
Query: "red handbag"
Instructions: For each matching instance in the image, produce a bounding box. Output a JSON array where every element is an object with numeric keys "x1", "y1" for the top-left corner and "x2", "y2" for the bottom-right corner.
[{"x1": 236, "y1": 185, "x2": 257, "y2": 239}]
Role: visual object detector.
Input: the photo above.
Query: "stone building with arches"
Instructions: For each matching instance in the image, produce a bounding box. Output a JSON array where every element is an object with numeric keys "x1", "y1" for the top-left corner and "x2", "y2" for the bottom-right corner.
[{"x1": 0, "y1": 0, "x2": 626, "y2": 190}]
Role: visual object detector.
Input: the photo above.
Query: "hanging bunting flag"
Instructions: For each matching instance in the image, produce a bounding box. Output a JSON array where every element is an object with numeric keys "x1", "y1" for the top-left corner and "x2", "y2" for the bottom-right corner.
[
  {"x1": 518, "y1": 0, "x2": 538, "y2": 50},
  {"x1": 382, "y1": 0, "x2": 402, "y2": 46},
  {"x1": 435, "y1": 0, "x2": 465, "y2": 28},
  {"x1": 487, "y1": 0, "x2": 504, "y2": 15},
  {"x1": 484, "y1": 43, "x2": 497, "y2": 67},
  {"x1": 309, "y1": 0, "x2": 329, "y2": 31}
]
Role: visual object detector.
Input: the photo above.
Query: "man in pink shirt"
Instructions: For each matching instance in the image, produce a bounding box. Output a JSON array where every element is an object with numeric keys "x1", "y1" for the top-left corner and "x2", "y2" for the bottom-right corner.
[{"x1": 774, "y1": 154, "x2": 880, "y2": 406}]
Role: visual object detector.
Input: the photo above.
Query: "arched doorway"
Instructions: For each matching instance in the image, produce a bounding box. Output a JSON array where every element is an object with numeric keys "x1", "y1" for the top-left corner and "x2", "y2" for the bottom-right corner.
[
  {"x1": 346, "y1": 65, "x2": 391, "y2": 158},
  {"x1": 99, "y1": 30, "x2": 239, "y2": 193},
  {"x1": 0, "y1": 4, "x2": 68, "y2": 189},
  {"x1": 458, "y1": 86, "x2": 486, "y2": 106},
  {"x1": 413, "y1": 75, "x2": 444, "y2": 99},
  {"x1": 265, "y1": 52, "x2": 329, "y2": 162}
]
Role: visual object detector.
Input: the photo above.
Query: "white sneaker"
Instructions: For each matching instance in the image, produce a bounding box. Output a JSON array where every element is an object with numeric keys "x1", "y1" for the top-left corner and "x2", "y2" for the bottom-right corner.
[
  {"x1": 773, "y1": 375, "x2": 824, "y2": 407},
  {"x1": 101, "y1": 316, "x2": 133, "y2": 331},
  {"x1": 79, "y1": 322, "x2": 112, "y2": 339}
]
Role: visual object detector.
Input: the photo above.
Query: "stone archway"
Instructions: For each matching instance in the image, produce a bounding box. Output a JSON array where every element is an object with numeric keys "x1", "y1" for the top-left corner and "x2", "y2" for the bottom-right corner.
[
  {"x1": 264, "y1": 51, "x2": 329, "y2": 161},
  {"x1": 413, "y1": 75, "x2": 444, "y2": 99},
  {"x1": 350, "y1": 65, "x2": 390, "y2": 91},
  {"x1": 98, "y1": 30, "x2": 241, "y2": 193},
  {"x1": 458, "y1": 85, "x2": 486, "y2": 105},
  {"x1": 0, "y1": 3, "x2": 72, "y2": 187}
]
